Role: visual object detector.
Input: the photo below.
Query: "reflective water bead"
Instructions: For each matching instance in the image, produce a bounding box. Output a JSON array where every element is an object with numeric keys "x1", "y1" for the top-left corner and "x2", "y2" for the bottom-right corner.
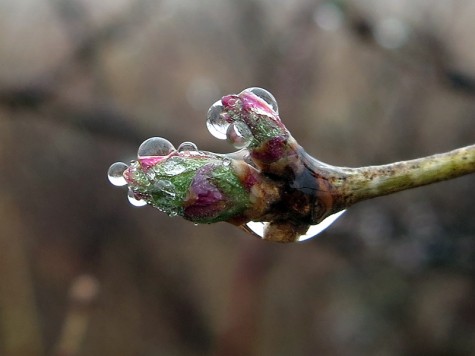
[
  {"x1": 244, "y1": 87, "x2": 278, "y2": 113},
  {"x1": 177, "y1": 141, "x2": 198, "y2": 152},
  {"x1": 107, "y1": 162, "x2": 128, "y2": 186},
  {"x1": 298, "y1": 210, "x2": 345, "y2": 241},
  {"x1": 154, "y1": 180, "x2": 176, "y2": 196},
  {"x1": 245, "y1": 210, "x2": 345, "y2": 242},
  {"x1": 127, "y1": 189, "x2": 147, "y2": 206},
  {"x1": 206, "y1": 100, "x2": 229, "y2": 140},
  {"x1": 138, "y1": 137, "x2": 175, "y2": 158},
  {"x1": 162, "y1": 157, "x2": 187, "y2": 175},
  {"x1": 226, "y1": 122, "x2": 253, "y2": 149}
]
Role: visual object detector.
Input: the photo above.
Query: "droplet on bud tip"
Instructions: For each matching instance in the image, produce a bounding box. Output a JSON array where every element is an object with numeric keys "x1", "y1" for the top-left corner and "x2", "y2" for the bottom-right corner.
[
  {"x1": 244, "y1": 87, "x2": 279, "y2": 113},
  {"x1": 177, "y1": 141, "x2": 198, "y2": 152},
  {"x1": 206, "y1": 100, "x2": 230, "y2": 140},
  {"x1": 107, "y1": 162, "x2": 128, "y2": 186},
  {"x1": 127, "y1": 189, "x2": 147, "y2": 207},
  {"x1": 226, "y1": 122, "x2": 253, "y2": 149},
  {"x1": 138, "y1": 137, "x2": 175, "y2": 158}
]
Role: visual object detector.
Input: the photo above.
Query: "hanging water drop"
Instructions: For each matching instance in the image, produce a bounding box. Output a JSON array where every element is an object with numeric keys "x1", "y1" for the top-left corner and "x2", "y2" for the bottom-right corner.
[
  {"x1": 244, "y1": 210, "x2": 345, "y2": 242},
  {"x1": 138, "y1": 137, "x2": 175, "y2": 158},
  {"x1": 206, "y1": 100, "x2": 230, "y2": 140},
  {"x1": 177, "y1": 141, "x2": 198, "y2": 152},
  {"x1": 226, "y1": 122, "x2": 253, "y2": 149},
  {"x1": 298, "y1": 210, "x2": 345, "y2": 241},
  {"x1": 127, "y1": 189, "x2": 147, "y2": 207},
  {"x1": 244, "y1": 87, "x2": 279, "y2": 113},
  {"x1": 107, "y1": 162, "x2": 128, "y2": 186}
]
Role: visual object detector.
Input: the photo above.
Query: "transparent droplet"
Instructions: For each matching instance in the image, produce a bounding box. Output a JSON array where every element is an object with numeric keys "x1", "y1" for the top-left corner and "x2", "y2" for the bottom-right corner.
[
  {"x1": 226, "y1": 122, "x2": 253, "y2": 149},
  {"x1": 245, "y1": 210, "x2": 345, "y2": 242},
  {"x1": 244, "y1": 87, "x2": 278, "y2": 114},
  {"x1": 206, "y1": 100, "x2": 229, "y2": 140},
  {"x1": 138, "y1": 137, "x2": 175, "y2": 158},
  {"x1": 177, "y1": 141, "x2": 198, "y2": 152},
  {"x1": 162, "y1": 157, "x2": 187, "y2": 175},
  {"x1": 127, "y1": 189, "x2": 147, "y2": 207},
  {"x1": 107, "y1": 162, "x2": 128, "y2": 186},
  {"x1": 154, "y1": 180, "x2": 176, "y2": 197}
]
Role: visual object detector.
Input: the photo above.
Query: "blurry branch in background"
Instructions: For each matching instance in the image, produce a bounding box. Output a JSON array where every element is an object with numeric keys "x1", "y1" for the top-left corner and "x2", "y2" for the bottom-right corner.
[
  {"x1": 342, "y1": 2, "x2": 475, "y2": 96},
  {"x1": 54, "y1": 275, "x2": 99, "y2": 356},
  {"x1": 0, "y1": 199, "x2": 44, "y2": 356},
  {"x1": 0, "y1": 0, "x2": 161, "y2": 144},
  {"x1": 0, "y1": 86, "x2": 155, "y2": 144}
]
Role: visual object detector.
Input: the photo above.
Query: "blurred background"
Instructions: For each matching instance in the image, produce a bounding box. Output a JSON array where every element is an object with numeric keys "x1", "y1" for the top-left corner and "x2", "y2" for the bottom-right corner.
[{"x1": 1, "y1": 0, "x2": 474, "y2": 355}]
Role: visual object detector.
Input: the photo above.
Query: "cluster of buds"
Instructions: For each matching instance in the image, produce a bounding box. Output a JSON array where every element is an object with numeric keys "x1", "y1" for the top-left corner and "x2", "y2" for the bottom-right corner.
[{"x1": 108, "y1": 88, "x2": 345, "y2": 242}]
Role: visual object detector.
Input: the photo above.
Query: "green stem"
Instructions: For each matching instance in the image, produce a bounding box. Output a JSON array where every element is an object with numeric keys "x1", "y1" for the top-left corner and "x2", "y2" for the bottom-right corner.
[{"x1": 337, "y1": 144, "x2": 475, "y2": 207}]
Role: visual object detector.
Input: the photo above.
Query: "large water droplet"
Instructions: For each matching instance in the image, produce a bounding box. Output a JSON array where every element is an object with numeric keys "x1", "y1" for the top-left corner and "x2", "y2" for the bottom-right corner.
[
  {"x1": 206, "y1": 100, "x2": 229, "y2": 140},
  {"x1": 138, "y1": 137, "x2": 175, "y2": 158},
  {"x1": 127, "y1": 189, "x2": 147, "y2": 206},
  {"x1": 107, "y1": 162, "x2": 128, "y2": 186},
  {"x1": 244, "y1": 87, "x2": 278, "y2": 113},
  {"x1": 154, "y1": 180, "x2": 176, "y2": 197},
  {"x1": 177, "y1": 141, "x2": 198, "y2": 152},
  {"x1": 245, "y1": 210, "x2": 345, "y2": 242},
  {"x1": 226, "y1": 122, "x2": 253, "y2": 149}
]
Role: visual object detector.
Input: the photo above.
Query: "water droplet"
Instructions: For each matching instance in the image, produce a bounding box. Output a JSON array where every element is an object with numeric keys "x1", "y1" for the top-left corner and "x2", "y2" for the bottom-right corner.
[
  {"x1": 206, "y1": 100, "x2": 229, "y2": 140},
  {"x1": 245, "y1": 210, "x2": 345, "y2": 242},
  {"x1": 154, "y1": 180, "x2": 176, "y2": 196},
  {"x1": 127, "y1": 189, "x2": 147, "y2": 206},
  {"x1": 244, "y1": 87, "x2": 278, "y2": 113},
  {"x1": 162, "y1": 157, "x2": 187, "y2": 175},
  {"x1": 301, "y1": 210, "x2": 345, "y2": 241},
  {"x1": 226, "y1": 122, "x2": 253, "y2": 149},
  {"x1": 107, "y1": 162, "x2": 128, "y2": 186},
  {"x1": 138, "y1": 137, "x2": 175, "y2": 158},
  {"x1": 177, "y1": 141, "x2": 198, "y2": 152}
]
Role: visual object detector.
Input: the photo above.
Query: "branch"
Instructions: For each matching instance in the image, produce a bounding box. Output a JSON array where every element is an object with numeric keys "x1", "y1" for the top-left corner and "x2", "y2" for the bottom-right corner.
[
  {"x1": 338, "y1": 145, "x2": 475, "y2": 207},
  {"x1": 108, "y1": 88, "x2": 474, "y2": 243}
]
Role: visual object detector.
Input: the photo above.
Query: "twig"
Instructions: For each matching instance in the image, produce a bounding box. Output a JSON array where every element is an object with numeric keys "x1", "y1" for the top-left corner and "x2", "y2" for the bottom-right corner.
[{"x1": 337, "y1": 144, "x2": 475, "y2": 207}]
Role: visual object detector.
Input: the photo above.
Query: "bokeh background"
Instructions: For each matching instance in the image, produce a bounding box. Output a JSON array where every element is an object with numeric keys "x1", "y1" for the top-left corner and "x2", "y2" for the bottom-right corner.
[{"x1": 1, "y1": 0, "x2": 474, "y2": 355}]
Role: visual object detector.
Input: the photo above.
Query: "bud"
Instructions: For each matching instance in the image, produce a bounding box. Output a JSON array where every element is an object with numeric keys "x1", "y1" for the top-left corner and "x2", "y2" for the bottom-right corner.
[
  {"x1": 109, "y1": 88, "x2": 347, "y2": 242},
  {"x1": 111, "y1": 141, "x2": 280, "y2": 225}
]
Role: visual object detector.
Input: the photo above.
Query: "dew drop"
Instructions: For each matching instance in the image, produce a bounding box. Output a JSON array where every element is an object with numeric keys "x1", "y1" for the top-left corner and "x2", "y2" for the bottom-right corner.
[
  {"x1": 245, "y1": 210, "x2": 345, "y2": 242},
  {"x1": 154, "y1": 180, "x2": 176, "y2": 197},
  {"x1": 226, "y1": 122, "x2": 253, "y2": 149},
  {"x1": 244, "y1": 87, "x2": 278, "y2": 114},
  {"x1": 138, "y1": 137, "x2": 175, "y2": 158},
  {"x1": 206, "y1": 100, "x2": 229, "y2": 140},
  {"x1": 177, "y1": 141, "x2": 198, "y2": 152},
  {"x1": 162, "y1": 157, "x2": 187, "y2": 175},
  {"x1": 300, "y1": 210, "x2": 345, "y2": 241},
  {"x1": 127, "y1": 189, "x2": 147, "y2": 207},
  {"x1": 107, "y1": 162, "x2": 128, "y2": 186}
]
